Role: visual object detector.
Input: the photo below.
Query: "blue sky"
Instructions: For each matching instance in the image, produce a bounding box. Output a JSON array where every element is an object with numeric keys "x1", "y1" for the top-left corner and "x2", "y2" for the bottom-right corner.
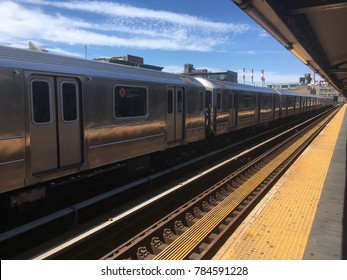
[{"x1": 0, "y1": 0, "x2": 317, "y2": 84}]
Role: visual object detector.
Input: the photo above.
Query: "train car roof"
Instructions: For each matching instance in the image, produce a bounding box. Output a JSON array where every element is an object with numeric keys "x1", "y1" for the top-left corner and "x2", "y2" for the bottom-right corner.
[
  {"x1": 280, "y1": 91, "x2": 302, "y2": 96},
  {"x1": 195, "y1": 77, "x2": 279, "y2": 95},
  {"x1": 278, "y1": 91, "x2": 333, "y2": 100},
  {"x1": 0, "y1": 46, "x2": 202, "y2": 87},
  {"x1": 280, "y1": 91, "x2": 314, "y2": 97}
]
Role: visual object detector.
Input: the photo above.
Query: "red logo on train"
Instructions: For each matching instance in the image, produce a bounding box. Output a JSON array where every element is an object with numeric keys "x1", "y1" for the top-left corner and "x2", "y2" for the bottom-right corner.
[{"x1": 119, "y1": 87, "x2": 126, "y2": 97}]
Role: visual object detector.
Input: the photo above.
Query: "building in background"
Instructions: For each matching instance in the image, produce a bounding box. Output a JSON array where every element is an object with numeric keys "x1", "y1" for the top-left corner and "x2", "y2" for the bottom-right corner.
[
  {"x1": 267, "y1": 72, "x2": 344, "y2": 101},
  {"x1": 94, "y1": 55, "x2": 164, "y2": 71},
  {"x1": 183, "y1": 64, "x2": 238, "y2": 82}
]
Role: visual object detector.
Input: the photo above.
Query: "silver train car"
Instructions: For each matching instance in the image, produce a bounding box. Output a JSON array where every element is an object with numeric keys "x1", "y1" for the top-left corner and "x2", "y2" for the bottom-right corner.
[
  {"x1": 196, "y1": 78, "x2": 281, "y2": 134},
  {"x1": 0, "y1": 46, "x2": 334, "y2": 208},
  {"x1": 0, "y1": 46, "x2": 206, "y2": 204}
]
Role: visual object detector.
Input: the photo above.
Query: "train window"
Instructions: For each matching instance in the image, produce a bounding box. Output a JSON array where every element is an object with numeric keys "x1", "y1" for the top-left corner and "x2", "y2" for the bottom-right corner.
[
  {"x1": 167, "y1": 89, "x2": 173, "y2": 114},
  {"x1": 222, "y1": 91, "x2": 233, "y2": 110},
  {"x1": 275, "y1": 95, "x2": 280, "y2": 110},
  {"x1": 243, "y1": 94, "x2": 251, "y2": 109},
  {"x1": 288, "y1": 96, "x2": 294, "y2": 107},
  {"x1": 222, "y1": 92, "x2": 229, "y2": 110},
  {"x1": 62, "y1": 82, "x2": 78, "y2": 122},
  {"x1": 177, "y1": 89, "x2": 183, "y2": 113},
  {"x1": 262, "y1": 95, "x2": 269, "y2": 107},
  {"x1": 205, "y1": 91, "x2": 212, "y2": 108},
  {"x1": 295, "y1": 97, "x2": 300, "y2": 108},
  {"x1": 114, "y1": 86, "x2": 147, "y2": 118},
  {"x1": 217, "y1": 92, "x2": 222, "y2": 110},
  {"x1": 31, "y1": 80, "x2": 51, "y2": 124},
  {"x1": 199, "y1": 90, "x2": 204, "y2": 112}
]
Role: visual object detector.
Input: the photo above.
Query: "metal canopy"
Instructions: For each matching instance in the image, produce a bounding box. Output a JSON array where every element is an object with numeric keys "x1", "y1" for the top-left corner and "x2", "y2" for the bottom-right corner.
[{"x1": 232, "y1": 0, "x2": 347, "y2": 97}]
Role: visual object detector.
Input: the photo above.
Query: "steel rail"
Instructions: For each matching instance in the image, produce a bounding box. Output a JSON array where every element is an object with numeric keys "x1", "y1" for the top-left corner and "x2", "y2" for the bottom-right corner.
[{"x1": 101, "y1": 107, "x2": 339, "y2": 260}]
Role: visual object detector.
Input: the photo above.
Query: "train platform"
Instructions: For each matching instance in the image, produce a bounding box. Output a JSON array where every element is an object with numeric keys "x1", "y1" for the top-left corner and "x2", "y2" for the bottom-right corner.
[{"x1": 213, "y1": 105, "x2": 347, "y2": 260}]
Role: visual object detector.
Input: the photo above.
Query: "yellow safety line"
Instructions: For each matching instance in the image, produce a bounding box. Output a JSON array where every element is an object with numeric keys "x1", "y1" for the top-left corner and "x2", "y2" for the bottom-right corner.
[
  {"x1": 154, "y1": 110, "x2": 337, "y2": 260},
  {"x1": 213, "y1": 105, "x2": 346, "y2": 260}
]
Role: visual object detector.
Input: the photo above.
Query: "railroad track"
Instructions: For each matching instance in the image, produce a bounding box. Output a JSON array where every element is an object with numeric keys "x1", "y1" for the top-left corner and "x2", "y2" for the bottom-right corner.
[
  {"x1": 3, "y1": 108, "x2": 338, "y2": 259},
  {"x1": 101, "y1": 107, "x2": 339, "y2": 260}
]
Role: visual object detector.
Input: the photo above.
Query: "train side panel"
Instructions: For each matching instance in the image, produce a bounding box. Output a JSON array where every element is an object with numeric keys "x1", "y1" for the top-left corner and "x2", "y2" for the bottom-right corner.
[
  {"x1": 0, "y1": 46, "x2": 336, "y2": 207},
  {"x1": 287, "y1": 95, "x2": 296, "y2": 116},
  {"x1": 237, "y1": 90, "x2": 258, "y2": 129},
  {"x1": 222, "y1": 90, "x2": 237, "y2": 132},
  {"x1": 194, "y1": 78, "x2": 238, "y2": 136},
  {"x1": 212, "y1": 89, "x2": 231, "y2": 135},
  {"x1": 84, "y1": 77, "x2": 166, "y2": 169},
  {"x1": 259, "y1": 93, "x2": 274, "y2": 122},
  {"x1": 273, "y1": 92, "x2": 281, "y2": 119},
  {"x1": 0, "y1": 68, "x2": 26, "y2": 193},
  {"x1": 295, "y1": 95, "x2": 302, "y2": 114},
  {"x1": 23, "y1": 71, "x2": 84, "y2": 187},
  {"x1": 184, "y1": 87, "x2": 206, "y2": 143}
]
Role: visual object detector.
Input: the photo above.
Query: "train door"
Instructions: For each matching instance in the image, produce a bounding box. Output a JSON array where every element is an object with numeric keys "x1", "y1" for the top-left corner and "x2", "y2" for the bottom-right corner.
[
  {"x1": 28, "y1": 75, "x2": 82, "y2": 174},
  {"x1": 204, "y1": 90, "x2": 213, "y2": 135},
  {"x1": 227, "y1": 91, "x2": 237, "y2": 129},
  {"x1": 205, "y1": 90, "x2": 212, "y2": 109},
  {"x1": 273, "y1": 94, "x2": 276, "y2": 119},
  {"x1": 255, "y1": 92, "x2": 260, "y2": 122},
  {"x1": 234, "y1": 92, "x2": 238, "y2": 128},
  {"x1": 166, "y1": 86, "x2": 184, "y2": 143},
  {"x1": 56, "y1": 77, "x2": 82, "y2": 167}
]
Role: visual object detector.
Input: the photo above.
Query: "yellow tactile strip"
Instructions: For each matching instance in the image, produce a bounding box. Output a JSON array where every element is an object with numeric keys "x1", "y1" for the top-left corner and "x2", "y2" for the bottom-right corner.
[
  {"x1": 213, "y1": 105, "x2": 346, "y2": 260},
  {"x1": 154, "y1": 107, "x2": 341, "y2": 260}
]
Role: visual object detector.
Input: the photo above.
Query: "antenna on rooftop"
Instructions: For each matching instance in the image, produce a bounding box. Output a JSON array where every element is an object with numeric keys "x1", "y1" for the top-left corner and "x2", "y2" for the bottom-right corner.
[
  {"x1": 261, "y1": 70, "x2": 265, "y2": 87},
  {"x1": 251, "y1": 68, "x2": 254, "y2": 85}
]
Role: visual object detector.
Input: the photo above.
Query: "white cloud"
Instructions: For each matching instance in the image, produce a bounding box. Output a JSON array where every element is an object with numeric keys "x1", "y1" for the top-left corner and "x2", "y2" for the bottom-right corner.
[
  {"x1": 0, "y1": 0, "x2": 251, "y2": 52},
  {"x1": 264, "y1": 72, "x2": 301, "y2": 84},
  {"x1": 258, "y1": 31, "x2": 270, "y2": 38},
  {"x1": 235, "y1": 50, "x2": 257, "y2": 55},
  {"x1": 45, "y1": 47, "x2": 84, "y2": 57},
  {"x1": 16, "y1": 0, "x2": 249, "y2": 32},
  {"x1": 163, "y1": 65, "x2": 184, "y2": 73}
]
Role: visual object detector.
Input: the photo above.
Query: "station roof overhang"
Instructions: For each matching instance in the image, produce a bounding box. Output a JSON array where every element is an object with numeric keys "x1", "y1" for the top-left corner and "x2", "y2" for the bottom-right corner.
[{"x1": 232, "y1": 0, "x2": 347, "y2": 97}]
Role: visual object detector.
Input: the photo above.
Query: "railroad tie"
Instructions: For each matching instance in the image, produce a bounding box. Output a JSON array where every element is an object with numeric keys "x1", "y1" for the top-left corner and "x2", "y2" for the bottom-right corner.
[{"x1": 154, "y1": 116, "x2": 329, "y2": 260}]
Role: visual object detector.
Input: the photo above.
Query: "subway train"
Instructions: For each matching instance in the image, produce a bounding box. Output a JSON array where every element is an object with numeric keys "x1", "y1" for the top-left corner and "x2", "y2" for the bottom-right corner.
[{"x1": 0, "y1": 46, "x2": 334, "y2": 208}]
